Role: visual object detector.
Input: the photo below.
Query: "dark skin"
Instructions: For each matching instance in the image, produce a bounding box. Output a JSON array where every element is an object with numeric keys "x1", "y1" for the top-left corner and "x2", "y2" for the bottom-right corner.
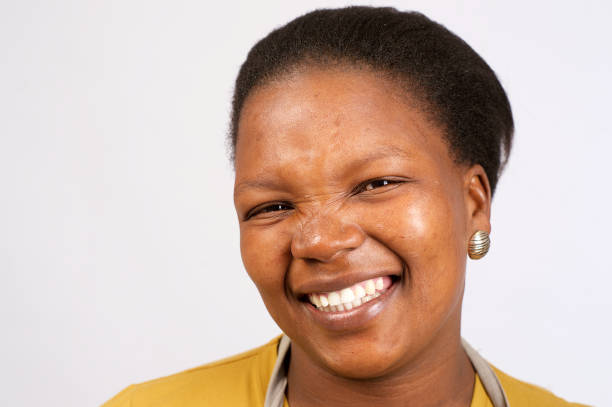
[{"x1": 233, "y1": 66, "x2": 492, "y2": 407}]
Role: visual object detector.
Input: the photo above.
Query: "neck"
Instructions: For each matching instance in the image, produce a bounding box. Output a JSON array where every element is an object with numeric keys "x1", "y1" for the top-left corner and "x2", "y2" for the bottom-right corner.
[{"x1": 286, "y1": 332, "x2": 474, "y2": 407}]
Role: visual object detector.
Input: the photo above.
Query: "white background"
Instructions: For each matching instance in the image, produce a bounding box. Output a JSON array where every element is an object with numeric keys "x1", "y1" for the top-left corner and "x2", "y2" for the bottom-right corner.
[{"x1": 1, "y1": 1, "x2": 610, "y2": 406}]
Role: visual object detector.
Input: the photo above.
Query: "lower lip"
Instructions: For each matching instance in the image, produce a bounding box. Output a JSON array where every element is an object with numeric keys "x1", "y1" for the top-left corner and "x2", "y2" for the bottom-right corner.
[{"x1": 303, "y1": 278, "x2": 399, "y2": 332}]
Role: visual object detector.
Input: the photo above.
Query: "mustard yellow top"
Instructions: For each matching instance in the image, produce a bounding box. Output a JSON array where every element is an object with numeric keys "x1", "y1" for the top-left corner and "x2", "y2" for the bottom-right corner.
[{"x1": 102, "y1": 336, "x2": 588, "y2": 407}]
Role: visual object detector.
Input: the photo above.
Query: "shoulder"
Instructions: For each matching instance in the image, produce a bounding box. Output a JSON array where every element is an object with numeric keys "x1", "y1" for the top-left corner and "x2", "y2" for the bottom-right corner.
[
  {"x1": 101, "y1": 335, "x2": 282, "y2": 407},
  {"x1": 492, "y1": 366, "x2": 590, "y2": 407}
]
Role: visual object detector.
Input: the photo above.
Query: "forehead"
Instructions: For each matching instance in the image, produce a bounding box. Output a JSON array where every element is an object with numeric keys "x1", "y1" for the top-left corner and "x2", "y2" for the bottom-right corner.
[{"x1": 234, "y1": 67, "x2": 448, "y2": 182}]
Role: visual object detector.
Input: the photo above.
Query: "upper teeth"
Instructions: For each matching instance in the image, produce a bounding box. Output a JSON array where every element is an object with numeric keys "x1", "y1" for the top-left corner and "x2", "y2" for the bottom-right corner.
[{"x1": 308, "y1": 277, "x2": 387, "y2": 312}]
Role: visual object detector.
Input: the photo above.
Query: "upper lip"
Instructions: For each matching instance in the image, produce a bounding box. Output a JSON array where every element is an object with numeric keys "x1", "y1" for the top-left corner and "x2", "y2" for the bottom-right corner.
[{"x1": 292, "y1": 270, "x2": 401, "y2": 298}]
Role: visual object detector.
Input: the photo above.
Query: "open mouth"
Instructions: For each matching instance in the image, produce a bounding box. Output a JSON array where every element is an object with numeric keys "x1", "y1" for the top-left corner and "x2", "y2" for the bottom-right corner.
[{"x1": 307, "y1": 276, "x2": 396, "y2": 312}]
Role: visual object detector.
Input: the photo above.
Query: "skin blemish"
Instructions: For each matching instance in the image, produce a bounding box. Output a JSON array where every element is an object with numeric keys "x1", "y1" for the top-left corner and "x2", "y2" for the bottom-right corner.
[{"x1": 334, "y1": 114, "x2": 342, "y2": 127}]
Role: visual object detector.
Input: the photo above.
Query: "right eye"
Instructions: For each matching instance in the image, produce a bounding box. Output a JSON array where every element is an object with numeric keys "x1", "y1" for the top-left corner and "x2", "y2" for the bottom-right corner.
[{"x1": 245, "y1": 202, "x2": 293, "y2": 220}]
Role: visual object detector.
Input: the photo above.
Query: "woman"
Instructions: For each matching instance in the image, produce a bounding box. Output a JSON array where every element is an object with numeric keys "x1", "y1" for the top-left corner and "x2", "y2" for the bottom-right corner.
[{"x1": 103, "y1": 6, "x2": 587, "y2": 407}]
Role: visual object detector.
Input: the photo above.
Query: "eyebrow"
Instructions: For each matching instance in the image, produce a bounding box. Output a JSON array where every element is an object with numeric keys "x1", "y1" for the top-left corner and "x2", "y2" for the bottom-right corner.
[
  {"x1": 344, "y1": 145, "x2": 411, "y2": 172},
  {"x1": 234, "y1": 145, "x2": 411, "y2": 195}
]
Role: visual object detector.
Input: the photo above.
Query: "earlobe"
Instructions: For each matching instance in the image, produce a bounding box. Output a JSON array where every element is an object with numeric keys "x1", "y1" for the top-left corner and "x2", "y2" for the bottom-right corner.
[{"x1": 464, "y1": 165, "x2": 492, "y2": 234}]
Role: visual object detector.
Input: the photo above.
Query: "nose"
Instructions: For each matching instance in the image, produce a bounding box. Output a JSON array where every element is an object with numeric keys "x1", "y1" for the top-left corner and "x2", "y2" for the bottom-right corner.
[{"x1": 291, "y1": 212, "x2": 366, "y2": 262}]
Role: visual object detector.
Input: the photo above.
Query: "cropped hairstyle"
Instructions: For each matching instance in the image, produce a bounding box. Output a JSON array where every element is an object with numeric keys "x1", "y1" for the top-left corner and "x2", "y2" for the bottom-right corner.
[{"x1": 230, "y1": 6, "x2": 514, "y2": 194}]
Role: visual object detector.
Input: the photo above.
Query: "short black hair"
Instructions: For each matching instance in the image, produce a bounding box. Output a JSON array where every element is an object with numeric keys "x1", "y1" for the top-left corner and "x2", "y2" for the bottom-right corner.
[{"x1": 230, "y1": 6, "x2": 513, "y2": 195}]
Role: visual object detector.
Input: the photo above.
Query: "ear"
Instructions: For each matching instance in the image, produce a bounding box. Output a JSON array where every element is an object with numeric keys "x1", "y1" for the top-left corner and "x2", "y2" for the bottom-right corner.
[{"x1": 463, "y1": 164, "x2": 492, "y2": 236}]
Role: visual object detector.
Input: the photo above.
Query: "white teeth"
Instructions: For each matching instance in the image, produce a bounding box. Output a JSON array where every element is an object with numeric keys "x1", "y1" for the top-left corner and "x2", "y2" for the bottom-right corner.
[
  {"x1": 320, "y1": 295, "x2": 329, "y2": 307},
  {"x1": 365, "y1": 280, "x2": 376, "y2": 295},
  {"x1": 328, "y1": 292, "x2": 341, "y2": 306},
  {"x1": 340, "y1": 288, "x2": 354, "y2": 303},
  {"x1": 310, "y1": 294, "x2": 321, "y2": 308},
  {"x1": 308, "y1": 276, "x2": 392, "y2": 312},
  {"x1": 375, "y1": 277, "x2": 383, "y2": 290}
]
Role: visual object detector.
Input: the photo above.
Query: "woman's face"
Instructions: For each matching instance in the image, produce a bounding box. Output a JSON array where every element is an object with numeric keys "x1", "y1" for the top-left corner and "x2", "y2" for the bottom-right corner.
[{"x1": 233, "y1": 67, "x2": 491, "y2": 379}]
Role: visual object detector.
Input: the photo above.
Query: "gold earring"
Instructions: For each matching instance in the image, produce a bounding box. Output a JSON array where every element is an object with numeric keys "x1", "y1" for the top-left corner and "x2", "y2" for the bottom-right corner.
[{"x1": 468, "y1": 230, "x2": 490, "y2": 259}]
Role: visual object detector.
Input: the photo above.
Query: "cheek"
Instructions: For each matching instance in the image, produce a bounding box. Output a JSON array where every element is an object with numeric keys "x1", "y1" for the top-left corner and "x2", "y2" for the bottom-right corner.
[
  {"x1": 378, "y1": 191, "x2": 462, "y2": 257},
  {"x1": 372, "y1": 189, "x2": 467, "y2": 303},
  {"x1": 413, "y1": 195, "x2": 466, "y2": 310},
  {"x1": 411, "y1": 197, "x2": 462, "y2": 260},
  {"x1": 239, "y1": 225, "x2": 292, "y2": 297}
]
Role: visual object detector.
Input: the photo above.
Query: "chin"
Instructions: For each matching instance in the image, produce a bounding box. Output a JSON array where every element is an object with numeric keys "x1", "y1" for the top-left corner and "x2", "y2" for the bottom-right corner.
[
  {"x1": 326, "y1": 357, "x2": 401, "y2": 380},
  {"x1": 306, "y1": 332, "x2": 415, "y2": 380}
]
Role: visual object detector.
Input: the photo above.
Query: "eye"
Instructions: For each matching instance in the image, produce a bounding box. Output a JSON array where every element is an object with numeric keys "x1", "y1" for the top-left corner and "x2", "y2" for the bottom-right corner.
[
  {"x1": 358, "y1": 178, "x2": 404, "y2": 193},
  {"x1": 245, "y1": 202, "x2": 293, "y2": 220},
  {"x1": 365, "y1": 179, "x2": 393, "y2": 191}
]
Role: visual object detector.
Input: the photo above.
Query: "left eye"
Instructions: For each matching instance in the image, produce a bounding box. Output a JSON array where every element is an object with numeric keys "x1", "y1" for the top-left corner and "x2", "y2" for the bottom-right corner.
[{"x1": 362, "y1": 179, "x2": 400, "y2": 191}]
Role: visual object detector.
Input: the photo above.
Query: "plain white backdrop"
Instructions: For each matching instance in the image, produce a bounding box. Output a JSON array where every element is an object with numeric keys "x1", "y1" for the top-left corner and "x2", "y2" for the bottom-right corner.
[{"x1": 1, "y1": 1, "x2": 611, "y2": 406}]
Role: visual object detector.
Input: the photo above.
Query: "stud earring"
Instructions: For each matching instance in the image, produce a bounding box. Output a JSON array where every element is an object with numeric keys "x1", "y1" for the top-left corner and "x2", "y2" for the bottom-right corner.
[{"x1": 468, "y1": 230, "x2": 490, "y2": 259}]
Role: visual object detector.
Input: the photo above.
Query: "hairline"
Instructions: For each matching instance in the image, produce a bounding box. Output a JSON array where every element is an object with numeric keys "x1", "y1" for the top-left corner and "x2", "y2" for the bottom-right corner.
[{"x1": 233, "y1": 57, "x2": 465, "y2": 169}]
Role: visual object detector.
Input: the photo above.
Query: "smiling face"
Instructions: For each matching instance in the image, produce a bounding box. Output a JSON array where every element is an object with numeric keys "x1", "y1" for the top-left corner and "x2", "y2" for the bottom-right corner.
[{"x1": 233, "y1": 66, "x2": 491, "y2": 379}]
